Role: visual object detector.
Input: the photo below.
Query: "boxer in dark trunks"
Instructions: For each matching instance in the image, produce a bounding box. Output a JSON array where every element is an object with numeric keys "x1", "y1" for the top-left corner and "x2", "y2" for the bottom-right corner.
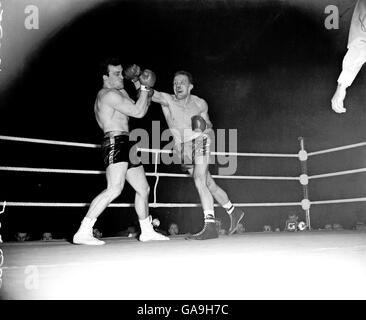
[
  {"x1": 73, "y1": 59, "x2": 169, "y2": 245},
  {"x1": 101, "y1": 131, "x2": 141, "y2": 169}
]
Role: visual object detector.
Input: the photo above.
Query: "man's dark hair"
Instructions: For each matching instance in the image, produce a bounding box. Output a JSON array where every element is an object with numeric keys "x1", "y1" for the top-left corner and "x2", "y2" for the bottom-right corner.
[
  {"x1": 174, "y1": 70, "x2": 194, "y2": 84},
  {"x1": 99, "y1": 57, "x2": 121, "y2": 77}
]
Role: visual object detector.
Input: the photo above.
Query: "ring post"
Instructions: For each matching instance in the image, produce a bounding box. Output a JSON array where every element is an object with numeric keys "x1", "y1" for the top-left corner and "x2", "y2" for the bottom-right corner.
[{"x1": 298, "y1": 137, "x2": 311, "y2": 230}]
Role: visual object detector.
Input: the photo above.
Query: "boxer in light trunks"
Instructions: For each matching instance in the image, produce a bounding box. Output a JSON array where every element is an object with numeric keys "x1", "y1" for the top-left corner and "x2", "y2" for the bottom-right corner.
[
  {"x1": 124, "y1": 68, "x2": 244, "y2": 240},
  {"x1": 73, "y1": 58, "x2": 169, "y2": 245}
]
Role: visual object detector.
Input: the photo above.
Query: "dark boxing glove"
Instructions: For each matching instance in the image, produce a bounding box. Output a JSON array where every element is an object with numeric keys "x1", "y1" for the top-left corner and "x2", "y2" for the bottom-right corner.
[
  {"x1": 139, "y1": 69, "x2": 156, "y2": 92},
  {"x1": 123, "y1": 64, "x2": 141, "y2": 82},
  {"x1": 191, "y1": 115, "x2": 207, "y2": 132}
]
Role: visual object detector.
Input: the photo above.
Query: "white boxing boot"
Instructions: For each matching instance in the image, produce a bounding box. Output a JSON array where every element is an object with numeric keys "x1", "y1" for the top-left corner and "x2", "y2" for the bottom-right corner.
[
  {"x1": 139, "y1": 216, "x2": 170, "y2": 242},
  {"x1": 73, "y1": 217, "x2": 105, "y2": 245}
]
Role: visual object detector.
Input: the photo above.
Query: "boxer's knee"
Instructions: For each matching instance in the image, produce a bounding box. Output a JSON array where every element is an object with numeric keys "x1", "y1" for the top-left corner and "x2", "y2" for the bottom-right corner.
[
  {"x1": 193, "y1": 171, "x2": 207, "y2": 190},
  {"x1": 206, "y1": 176, "x2": 218, "y2": 193},
  {"x1": 142, "y1": 184, "x2": 150, "y2": 198},
  {"x1": 107, "y1": 185, "x2": 123, "y2": 200},
  {"x1": 136, "y1": 183, "x2": 150, "y2": 199}
]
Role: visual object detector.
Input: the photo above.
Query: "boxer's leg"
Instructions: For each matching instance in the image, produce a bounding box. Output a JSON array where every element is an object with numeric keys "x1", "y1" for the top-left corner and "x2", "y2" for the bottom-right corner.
[
  {"x1": 126, "y1": 165, "x2": 169, "y2": 242},
  {"x1": 192, "y1": 160, "x2": 214, "y2": 214},
  {"x1": 206, "y1": 172, "x2": 244, "y2": 235},
  {"x1": 73, "y1": 162, "x2": 128, "y2": 245},
  {"x1": 187, "y1": 151, "x2": 218, "y2": 240}
]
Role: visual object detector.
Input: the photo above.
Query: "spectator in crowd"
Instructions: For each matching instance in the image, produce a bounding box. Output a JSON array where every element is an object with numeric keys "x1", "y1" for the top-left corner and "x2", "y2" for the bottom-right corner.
[
  {"x1": 15, "y1": 232, "x2": 30, "y2": 242},
  {"x1": 168, "y1": 223, "x2": 180, "y2": 236},
  {"x1": 41, "y1": 232, "x2": 53, "y2": 241},
  {"x1": 284, "y1": 213, "x2": 299, "y2": 232},
  {"x1": 114, "y1": 226, "x2": 139, "y2": 238},
  {"x1": 93, "y1": 228, "x2": 103, "y2": 239},
  {"x1": 235, "y1": 223, "x2": 245, "y2": 234}
]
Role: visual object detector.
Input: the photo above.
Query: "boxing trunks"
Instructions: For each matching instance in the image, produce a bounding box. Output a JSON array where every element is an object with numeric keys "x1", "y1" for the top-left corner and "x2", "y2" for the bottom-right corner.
[
  {"x1": 175, "y1": 133, "x2": 211, "y2": 171},
  {"x1": 101, "y1": 131, "x2": 142, "y2": 169}
]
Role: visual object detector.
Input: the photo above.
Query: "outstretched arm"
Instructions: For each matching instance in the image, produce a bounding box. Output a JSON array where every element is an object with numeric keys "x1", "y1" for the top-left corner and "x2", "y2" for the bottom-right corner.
[
  {"x1": 332, "y1": 39, "x2": 366, "y2": 113},
  {"x1": 151, "y1": 90, "x2": 172, "y2": 107}
]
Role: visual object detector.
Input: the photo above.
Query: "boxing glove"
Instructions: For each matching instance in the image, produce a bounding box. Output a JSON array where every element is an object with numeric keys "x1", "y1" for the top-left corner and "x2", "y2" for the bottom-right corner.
[
  {"x1": 191, "y1": 115, "x2": 207, "y2": 132},
  {"x1": 139, "y1": 69, "x2": 156, "y2": 91},
  {"x1": 124, "y1": 64, "x2": 141, "y2": 82}
]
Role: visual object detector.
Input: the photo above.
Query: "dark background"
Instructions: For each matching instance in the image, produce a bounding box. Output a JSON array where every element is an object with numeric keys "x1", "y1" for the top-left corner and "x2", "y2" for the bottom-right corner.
[{"x1": 1, "y1": 0, "x2": 366, "y2": 241}]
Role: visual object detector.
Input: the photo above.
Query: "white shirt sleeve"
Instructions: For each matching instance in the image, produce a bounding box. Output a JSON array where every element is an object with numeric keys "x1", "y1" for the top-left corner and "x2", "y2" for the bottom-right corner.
[{"x1": 337, "y1": 38, "x2": 366, "y2": 87}]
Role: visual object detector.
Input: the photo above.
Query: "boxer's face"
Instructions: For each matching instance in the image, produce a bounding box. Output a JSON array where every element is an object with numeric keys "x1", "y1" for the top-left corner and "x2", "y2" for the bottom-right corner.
[
  {"x1": 173, "y1": 75, "x2": 193, "y2": 100},
  {"x1": 105, "y1": 65, "x2": 124, "y2": 89}
]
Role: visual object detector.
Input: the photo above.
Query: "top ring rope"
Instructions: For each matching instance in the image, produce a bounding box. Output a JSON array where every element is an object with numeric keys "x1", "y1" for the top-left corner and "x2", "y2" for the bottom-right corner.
[
  {"x1": 0, "y1": 166, "x2": 299, "y2": 180},
  {"x1": 0, "y1": 135, "x2": 99, "y2": 148},
  {"x1": 0, "y1": 135, "x2": 298, "y2": 158},
  {"x1": 308, "y1": 141, "x2": 366, "y2": 157}
]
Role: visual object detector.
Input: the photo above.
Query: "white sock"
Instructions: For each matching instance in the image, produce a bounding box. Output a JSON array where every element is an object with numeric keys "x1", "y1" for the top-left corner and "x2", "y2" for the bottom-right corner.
[
  {"x1": 139, "y1": 216, "x2": 152, "y2": 234},
  {"x1": 223, "y1": 201, "x2": 235, "y2": 215},
  {"x1": 80, "y1": 217, "x2": 96, "y2": 233},
  {"x1": 204, "y1": 210, "x2": 215, "y2": 220}
]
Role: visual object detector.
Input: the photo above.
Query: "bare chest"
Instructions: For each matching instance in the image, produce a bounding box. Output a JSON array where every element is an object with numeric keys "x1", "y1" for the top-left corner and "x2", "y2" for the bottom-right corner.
[{"x1": 169, "y1": 99, "x2": 202, "y2": 122}]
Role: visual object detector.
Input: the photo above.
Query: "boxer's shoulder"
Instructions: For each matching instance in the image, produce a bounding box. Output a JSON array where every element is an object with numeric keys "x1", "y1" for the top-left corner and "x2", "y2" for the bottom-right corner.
[
  {"x1": 98, "y1": 88, "x2": 132, "y2": 105},
  {"x1": 98, "y1": 88, "x2": 119, "y2": 99},
  {"x1": 191, "y1": 95, "x2": 207, "y2": 110}
]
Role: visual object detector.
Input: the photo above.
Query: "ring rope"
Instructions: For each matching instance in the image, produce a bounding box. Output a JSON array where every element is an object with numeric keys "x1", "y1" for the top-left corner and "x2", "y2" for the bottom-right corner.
[
  {"x1": 2, "y1": 135, "x2": 366, "y2": 158},
  {"x1": 0, "y1": 166, "x2": 300, "y2": 181},
  {"x1": 309, "y1": 167, "x2": 366, "y2": 180},
  {"x1": 0, "y1": 135, "x2": 99, "y2": 148},
  {"x1": 0, "y1": 135, "x2": 298, "y2": 158},
  {"x1": 308, "y1": 141, "x2": 366, "y2": 157},
  {"x1": 4, "y1": 165, "x2": 366, "y2": 181},
  {"x1": 0, "y1": 201, "x2": 302, "y2": 208},
  {"x1": 2, "y1": 197, "x2": 366, "y2": 208},
  {"x1": 3, "y1": 134, "x2": 366, "y2": 229},
  {"x1": 310, "y1": 197, "x2": 366, "y2": 205}
]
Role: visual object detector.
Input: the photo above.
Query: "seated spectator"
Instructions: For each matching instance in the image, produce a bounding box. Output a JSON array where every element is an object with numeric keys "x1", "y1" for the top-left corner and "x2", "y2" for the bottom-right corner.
[
  {"x1": 284, "y1": 213, "x2": 299, "y2": 232},
  {"x1": 168, "y1": 223, "x2": 180, "y2": 236},
  {"x1": 15, "y1": 232, "x2": 29, "y2": 242},
  {"x1": 41, "y1": 232, "x2": 53, "y2": 241},
  {"x1": 93, "y1": 228, "x2": 103, "y2": 239},
  {"x1": 114, "y1": 226, "x2": 139, "y2": 238}
]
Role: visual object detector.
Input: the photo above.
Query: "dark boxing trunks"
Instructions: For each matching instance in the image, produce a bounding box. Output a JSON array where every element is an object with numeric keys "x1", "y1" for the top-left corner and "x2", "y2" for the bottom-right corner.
[
  {"x1": 101, "y1": 131, "x2": 142, "y2": 169},
  {"x1": 175, "y1": 133, "x2": 211, "y2": 171}
]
